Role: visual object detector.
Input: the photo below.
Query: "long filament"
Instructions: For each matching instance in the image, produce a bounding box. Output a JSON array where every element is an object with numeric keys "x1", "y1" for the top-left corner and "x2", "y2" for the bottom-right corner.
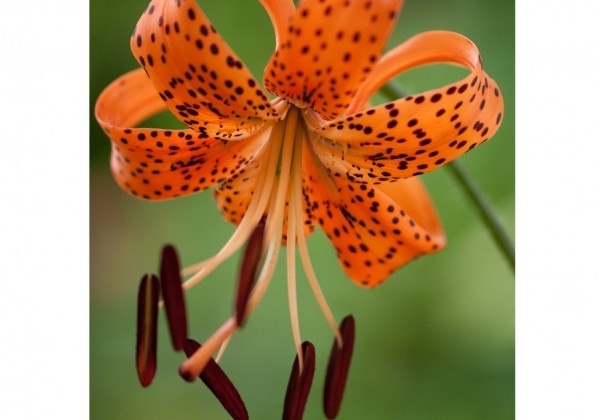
[
  {"x1": 180, "y1": 161, "x2": 287, "y2": 378},
  {"x1": 286, "y1": 165, "x2": 302, "y2": 372},
  {"x1": 180, "y1": 107, "x2": 301, "y2": 377},
  {"x1": 293, "y1": 145, "x2": 343, "y2": 346},
  {"x1": 179, "y1": 119, "x2": 285, "y2": 289}
]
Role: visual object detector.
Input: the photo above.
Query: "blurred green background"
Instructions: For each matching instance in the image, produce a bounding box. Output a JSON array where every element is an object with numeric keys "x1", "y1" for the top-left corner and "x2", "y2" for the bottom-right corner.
[{"x1": 90, "y1": 0, "x2": 514, "y2": 418}]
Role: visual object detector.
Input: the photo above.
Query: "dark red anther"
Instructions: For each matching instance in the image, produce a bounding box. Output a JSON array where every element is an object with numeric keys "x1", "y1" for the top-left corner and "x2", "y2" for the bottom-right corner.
[
  {"x1": 136, "y1": 273, "x2": 160, "y2": 387},
  {"x1": 282, "y1": 342, "x2": 316, "y2": 420},
  {"x1": 160, "y1": 244, "x2": 188, "y2": 351},
  {"x1": 323, "y1": 315, "x2": 355, "y2": 419},
  {"x1": 235, "y1": 219, "x2": 265, "y2": 326},
  {"x1": 183, "y1": 339, "x2": 249, "y2": 420}
]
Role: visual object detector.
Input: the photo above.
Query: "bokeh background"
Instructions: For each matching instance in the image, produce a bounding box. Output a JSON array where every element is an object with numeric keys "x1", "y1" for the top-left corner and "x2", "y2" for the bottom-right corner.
[{"x1": 90, "y1": 0, "x2": 514, "y2": 418}]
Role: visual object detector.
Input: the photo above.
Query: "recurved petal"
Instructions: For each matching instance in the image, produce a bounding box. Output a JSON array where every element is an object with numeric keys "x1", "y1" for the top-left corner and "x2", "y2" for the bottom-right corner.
[
  {"x1": 259, "y1": 0, "x2": 295, "y2": 49},
  {"x1": 303, "y1": 143, "x2": 445, "y2": 287},
  {"x1": 96, "y1": 68, "x2": 271, "y2": 200},
  {"x1": 306, "y1": 31, "x2": 504, "y2": 182},
  {"x1": 131, "y1": 0, "x2": 278, "y2": 134},
  {"x1": 264, "y1": 0, "x2": 404, "y2": 120},
  {"x1": 347, "y1": 30, "x2": 484, "y2": 113},
  {"x1": 375, "y1": 177, "x2": 445, "y2": 248}
]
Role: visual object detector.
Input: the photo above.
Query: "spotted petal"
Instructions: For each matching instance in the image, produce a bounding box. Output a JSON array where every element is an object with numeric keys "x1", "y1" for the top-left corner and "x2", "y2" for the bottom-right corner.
[
  {"x1": 302, "y1": 142, "x2": 445, "y2": 287},
  {"x1": 131, "y1": 0, "x2": 279, "y2": 139},
  {"x1": 307, "y1": 31, "x2": 504, "y2": 182},
  {"x1": 212, "y1": 156, "x2": 264, "y2": 226},
  {"x1": 264, "y1": 0, "x2": 404, "y2": 120},
  {"x1": 96, "y1": 68, "x2": 270, "y2": 200}
]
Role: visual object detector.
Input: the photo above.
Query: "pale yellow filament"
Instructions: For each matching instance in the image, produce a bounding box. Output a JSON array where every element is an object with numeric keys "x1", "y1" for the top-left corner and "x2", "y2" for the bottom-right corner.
[
  {"x1": 179, "y1": 98, "x2": 289, "y2": 281},
  {"x1": 180, "y1": 105, "x2": 345, "y2": 376},
  {"x1": 179, "y1": 122, "x2": 283, "y2": 285},
  {"x1": 291, "y1": 135, "x2": 343, "y2": 347},
  {"x1": 214, "y1": 335, "x2": 231, "y2": 364},
  {"x1": 286, "y1": 133, "x2": 302, "y2": 372},
  {"x1": 179, "y1": 107, "x2": 300, "y2": 378}
]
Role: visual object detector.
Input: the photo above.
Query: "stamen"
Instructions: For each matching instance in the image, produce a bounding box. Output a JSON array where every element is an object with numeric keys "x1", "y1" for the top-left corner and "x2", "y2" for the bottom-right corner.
[
  {"x1": 265, "y1": 106, "x2": 299, "y2": 241},
  {"x1": 179, "y1": 107, "x2": 298, "y2": 381},
  {"x1": 160, "y1": 244, "x2": 188, "y2": 351},
  {"x1": 136, "y1": 274, "x2": 159, "y2": 387},
  {"x1": 245, "y1": 222, "x2": 283, "y2": 314},
  {"x1": 179, "y1": 317, "x2": 238, "y2": 381},
  {"x1": 291, "y1": 124, "x2": 343, "y2": 346},
  {"x1": 235, "y1": 218, "x2": 266, "y2": 326},
  {"x1": 282, "y1": 341, "x2": 316, "y2": 420},
  {"x1": 287, "y1": 118, "x2": 306, "y2": 371},
  {"x1": 323, "y1": 315, "x2": 356, "y2": 419},
  {"x1": 179, "y1": 119, "x2": 286, "y2": 290},
  {"x1": 215, "y1": 335, "x2": 232, "y2": 364},
  {"x1": 244, "y1": 110, "x2": 292, "y2": 298},
  {"x1": 181, "y1": 188, "x2": 285, "y2": 380},
  {"x1": 297, "y1": 235, "x2": 343, "y2": 346},
  {"x1": 184, "y1": 339, "x2": 249, "y2": 420},
  {"x1": 287, "y1": 189, "x2": 303, "y2": 371}
]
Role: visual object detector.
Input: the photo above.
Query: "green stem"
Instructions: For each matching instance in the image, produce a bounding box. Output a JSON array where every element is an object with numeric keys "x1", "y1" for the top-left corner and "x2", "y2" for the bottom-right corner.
[
  {"x1": 444, "y1": 160, "x2": 515, "y2": 270},
  {"x1": 379, "y1": 83, "x2": 408, "y2": 101},
  {"x1": 381, "y1": 83, "x2": 515, "y2": 271}
]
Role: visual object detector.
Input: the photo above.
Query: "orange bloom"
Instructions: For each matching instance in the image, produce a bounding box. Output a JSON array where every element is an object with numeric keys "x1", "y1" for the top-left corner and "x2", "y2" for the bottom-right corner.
[{"x1": 95, "y1": 0, "x2": 503, "y2": 390}]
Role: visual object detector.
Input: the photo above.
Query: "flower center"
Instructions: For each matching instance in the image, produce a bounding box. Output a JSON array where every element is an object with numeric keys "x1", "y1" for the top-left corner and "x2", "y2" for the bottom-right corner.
[{"x1": 179, "y1": 103, "x2": 341, "y2": 378}]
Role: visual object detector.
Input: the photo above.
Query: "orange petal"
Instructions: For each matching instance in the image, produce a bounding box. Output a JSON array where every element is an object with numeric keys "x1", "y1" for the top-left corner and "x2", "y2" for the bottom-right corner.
[
  {"x1": 212, "y1": 157, "x2": 263, "y2": 226},
  {"x1": 348, "y1": 30, "x2": 482, "y2": 113},
  {"x1": 264, "y1": 0, "x2": 404, "y2": 120},
  {"x1": 302, "y1": 143, "x2": 444, "y2": 288},
  {"x1": 307, "y1": 31, "x2": 504, "y2": 181},
  {"x1": 130, "y1": 0, "x2": 278, "y2": 136},
  {"x1": 96, "y1": 68, "x2": 270, "y2": 200},
  {"x1": 375, "y1": 177, "x2": 446, "y2": 249},
  {"x1": 259, "y1": 0, "x2": 295, "y2": 49}
]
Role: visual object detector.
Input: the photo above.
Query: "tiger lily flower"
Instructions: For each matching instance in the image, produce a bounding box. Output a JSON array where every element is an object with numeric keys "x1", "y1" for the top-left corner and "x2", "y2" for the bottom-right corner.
[{"x1": 95, "y1": 0, "x2": 503, "y2": 397}]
